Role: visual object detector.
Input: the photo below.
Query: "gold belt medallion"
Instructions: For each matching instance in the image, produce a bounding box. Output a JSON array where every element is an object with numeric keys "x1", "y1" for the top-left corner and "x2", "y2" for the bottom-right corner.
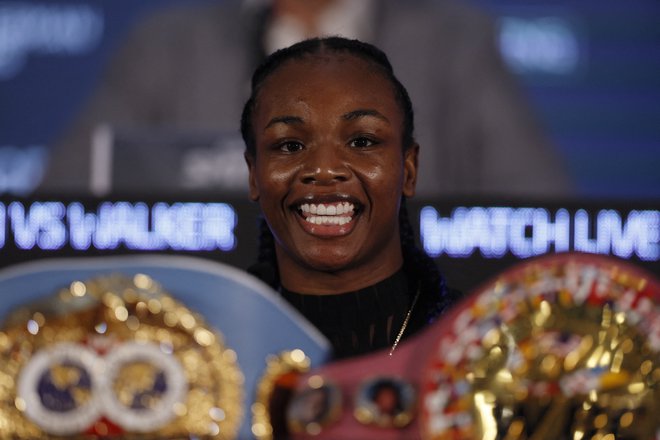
[{"x1": 0, "y1": 273, "x2": 244, "y2": 439}]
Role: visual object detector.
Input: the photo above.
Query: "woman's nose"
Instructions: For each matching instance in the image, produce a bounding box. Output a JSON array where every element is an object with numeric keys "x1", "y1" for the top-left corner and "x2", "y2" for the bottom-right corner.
[{"x1": 299, "y1": 146, "x2": 351, "y2": 184}]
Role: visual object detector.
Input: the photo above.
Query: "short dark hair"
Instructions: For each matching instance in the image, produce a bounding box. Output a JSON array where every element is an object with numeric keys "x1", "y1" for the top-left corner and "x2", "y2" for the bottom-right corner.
[{"x1": 240, "y1": 36, "x2": 415, "y2": 156}]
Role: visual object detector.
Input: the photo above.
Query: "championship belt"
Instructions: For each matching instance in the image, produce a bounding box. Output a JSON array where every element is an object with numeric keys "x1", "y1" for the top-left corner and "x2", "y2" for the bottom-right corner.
[
  {"x1": 0, "y1": 255, "x2": 330, "y2": 439},
  {"x1": 280, "y1": 253, "x2": 660, "y2": 439}
]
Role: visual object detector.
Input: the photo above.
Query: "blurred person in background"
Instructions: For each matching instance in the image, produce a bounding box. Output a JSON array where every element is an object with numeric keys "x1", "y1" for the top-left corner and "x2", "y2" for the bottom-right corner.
[{"x1": 40, "y1": 0, "x2": 572, "y2": 198}]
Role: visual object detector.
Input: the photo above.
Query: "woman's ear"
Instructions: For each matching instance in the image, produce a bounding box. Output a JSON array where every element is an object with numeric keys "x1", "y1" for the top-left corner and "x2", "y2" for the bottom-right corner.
[
  {"x1": 244, "y1": 152, "x2": 260, "y2": 201},
  {"x1": 402, "y1": 144, "x2": 419, "y2": 198}
]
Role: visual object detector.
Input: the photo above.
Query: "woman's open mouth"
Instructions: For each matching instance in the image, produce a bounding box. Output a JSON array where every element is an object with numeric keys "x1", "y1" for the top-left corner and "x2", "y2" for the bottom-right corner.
[
  {"x1": 298, "y1": 201, "x2": 356, "y2": 225},
  {"x1": 291, "y1": 198, "x2": 363, "y2": 236}
]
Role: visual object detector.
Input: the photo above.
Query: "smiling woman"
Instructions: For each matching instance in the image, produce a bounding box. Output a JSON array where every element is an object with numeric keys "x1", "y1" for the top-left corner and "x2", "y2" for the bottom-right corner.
[{"x1": 241, "y1": 37, "x2": 461, "y2": 359}]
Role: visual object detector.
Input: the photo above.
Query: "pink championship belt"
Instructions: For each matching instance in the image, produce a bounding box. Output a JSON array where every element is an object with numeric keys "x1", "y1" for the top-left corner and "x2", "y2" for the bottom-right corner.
[{"x1": 280, "y1": 252, "x2": 660, "y2": 440}]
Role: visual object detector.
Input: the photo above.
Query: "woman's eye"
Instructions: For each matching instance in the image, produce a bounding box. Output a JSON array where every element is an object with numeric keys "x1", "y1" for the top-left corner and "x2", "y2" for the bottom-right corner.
[
  {"x1": 279, "y1": 141, "x2": 304, "y2": 153},
  {"x1": 349, "y1": 137, "x2": 376, "y2": 148}
]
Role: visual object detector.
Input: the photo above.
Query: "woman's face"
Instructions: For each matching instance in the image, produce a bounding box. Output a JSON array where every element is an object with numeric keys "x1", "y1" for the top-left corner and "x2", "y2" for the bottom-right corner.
[{"x1": 246, "y1": 53, "x2": 418, "y2": 293}]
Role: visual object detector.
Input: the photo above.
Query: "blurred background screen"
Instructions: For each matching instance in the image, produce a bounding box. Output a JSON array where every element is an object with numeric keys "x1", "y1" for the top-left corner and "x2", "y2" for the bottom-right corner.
[
  {"x1": 1, "y1": 196, "x2": 657, "y2": 294},
  {"x1": 1, "y1": 0, "x2": 658, "y2": 198}
]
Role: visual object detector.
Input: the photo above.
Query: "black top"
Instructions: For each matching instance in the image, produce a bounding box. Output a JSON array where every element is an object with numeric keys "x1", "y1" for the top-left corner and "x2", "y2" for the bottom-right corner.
[{"x1": 280, "y1": 270, "x2": 425, "y2": 359}]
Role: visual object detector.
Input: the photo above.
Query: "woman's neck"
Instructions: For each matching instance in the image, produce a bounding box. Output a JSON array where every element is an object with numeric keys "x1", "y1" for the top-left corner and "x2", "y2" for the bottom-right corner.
[{"x1": 277, "y1": 254, "x2": 404, "y2": 295}]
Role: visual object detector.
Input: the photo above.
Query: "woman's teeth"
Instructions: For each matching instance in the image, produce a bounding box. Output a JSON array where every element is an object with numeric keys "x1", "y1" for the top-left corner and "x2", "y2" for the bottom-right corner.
[{"x1": 299, "y1": 202, "x2": 355, "y2": 225}]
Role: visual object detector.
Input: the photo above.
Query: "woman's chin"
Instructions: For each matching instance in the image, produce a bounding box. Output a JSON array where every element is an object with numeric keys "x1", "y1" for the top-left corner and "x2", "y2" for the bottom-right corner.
[{"x1": 298, "y1": 251, "x2": 356, "y2": 274}]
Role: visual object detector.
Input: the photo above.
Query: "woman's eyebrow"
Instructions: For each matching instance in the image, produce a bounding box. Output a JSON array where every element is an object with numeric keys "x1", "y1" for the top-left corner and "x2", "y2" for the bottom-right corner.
[
  {"x1": 265, "y1": 115, "x2": 304, "y2": 130},
  {"x1": 342, "y1": 109, "x2": 390, "y2": 123}
]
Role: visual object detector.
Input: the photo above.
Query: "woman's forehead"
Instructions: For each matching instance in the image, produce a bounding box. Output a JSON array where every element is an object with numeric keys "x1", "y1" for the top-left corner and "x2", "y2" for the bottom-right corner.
[{"x1": 254, "y1": 53, "x2": 399, "y2": 115}]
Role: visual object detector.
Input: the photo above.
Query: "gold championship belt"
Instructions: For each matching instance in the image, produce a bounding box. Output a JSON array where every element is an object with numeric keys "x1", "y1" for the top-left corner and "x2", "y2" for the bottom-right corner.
[
  {"x1": 0, "y1": 273, "x2": 243, "y2": 439},
  {"x1": 280, "y1": 253, "x2": 659, "y2": 440},
  {"x1": 419, "y1": 253, "x2": 660, "y2": 439}
]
